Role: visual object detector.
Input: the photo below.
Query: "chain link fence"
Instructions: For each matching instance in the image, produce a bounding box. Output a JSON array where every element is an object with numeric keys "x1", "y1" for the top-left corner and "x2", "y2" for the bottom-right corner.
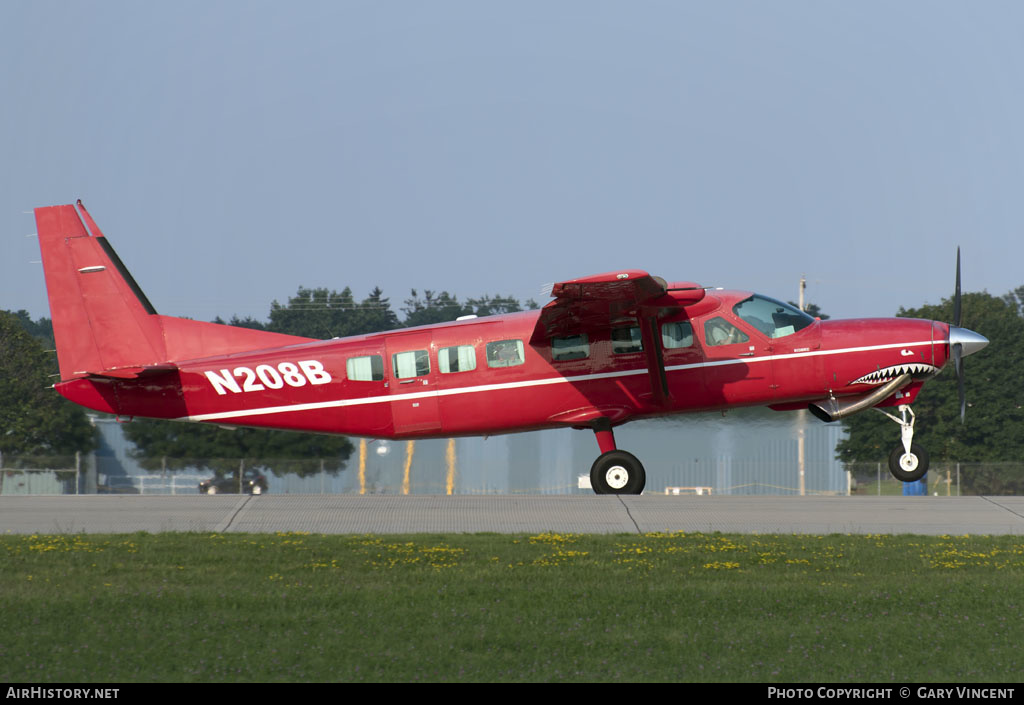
[
  {"x1": 4, "y1": 451, "x2": 1024, "y2": 496},
  {"x1": 0, "y1": 454, "x2": 82, "y2": 495},
  {"x1": 846, "y1": 462, "x2": 1024, "y2": 496}
]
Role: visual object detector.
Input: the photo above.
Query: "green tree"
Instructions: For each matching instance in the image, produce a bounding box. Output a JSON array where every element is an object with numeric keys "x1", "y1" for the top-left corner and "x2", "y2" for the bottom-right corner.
[
  {"x1": 0, "y1": 311, "x2": 96, "y2": 460},
  {"x1": 121, "y1": 419, "x2": 352, "y2": 478},
  {"x1": 402, "y1": 290, "x2": 474, "y2": 327},
  {"x1": 212, "y1": 315, "x2": 267, "y2": 331},
  {"x1": 8, "y1": 310, "x2": 55, "y2": 348},
  {"x1": 837, "y1": 290, "x2": 1024, "y2": 463},
  {"x1": 268, "y1": 286, "x2": 399, "y2": 338},
  {"x1": 466, "y1": 294, "x2": 538, "y2": 317}
]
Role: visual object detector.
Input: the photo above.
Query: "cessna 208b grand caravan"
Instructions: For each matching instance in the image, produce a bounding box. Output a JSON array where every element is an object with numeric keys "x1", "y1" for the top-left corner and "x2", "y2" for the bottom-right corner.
[{"x1": 34, "y1": 202, "x2": 988, "y2": 494}]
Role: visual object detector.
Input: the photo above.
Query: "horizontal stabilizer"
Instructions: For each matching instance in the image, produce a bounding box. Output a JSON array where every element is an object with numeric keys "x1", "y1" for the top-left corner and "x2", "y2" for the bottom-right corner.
[{"x1": 83, "y1": 364, "x2": 178, "y2": 380}]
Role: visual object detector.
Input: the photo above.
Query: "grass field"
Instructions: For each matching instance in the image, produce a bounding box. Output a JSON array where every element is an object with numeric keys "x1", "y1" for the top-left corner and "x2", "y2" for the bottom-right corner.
[{"x1": 2, "y1": 531, "x2": 1023, "y2": 682}]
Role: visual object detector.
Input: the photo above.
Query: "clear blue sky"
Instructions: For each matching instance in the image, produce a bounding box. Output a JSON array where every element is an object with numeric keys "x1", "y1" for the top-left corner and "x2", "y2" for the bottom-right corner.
[{"x1": 3, "y1": 1, "x2": 1022, "y2": 325}]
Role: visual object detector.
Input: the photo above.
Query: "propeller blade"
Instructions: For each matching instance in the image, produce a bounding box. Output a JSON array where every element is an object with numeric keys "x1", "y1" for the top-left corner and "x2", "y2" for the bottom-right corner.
[
  {"x1": 954, "y1": 247, "x2": 962, "y2": 328},
  {"x1": 948, "y1": 248, "x2": 984, "y2": 424},
  {"x1": 953, "y1": 342, "x2": 965, "y2": 423}
]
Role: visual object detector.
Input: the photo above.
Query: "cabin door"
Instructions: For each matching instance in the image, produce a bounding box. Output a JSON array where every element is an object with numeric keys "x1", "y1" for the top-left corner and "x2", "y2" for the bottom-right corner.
[{"x1": 385, "y1": 331, "x2": 442, "y2": 435}]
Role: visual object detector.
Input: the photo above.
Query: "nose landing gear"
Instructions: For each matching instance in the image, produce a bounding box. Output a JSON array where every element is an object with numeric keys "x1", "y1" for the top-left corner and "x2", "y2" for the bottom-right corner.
[{"x1": 879, "y1": 404, "x2": 930, "y2": 483}]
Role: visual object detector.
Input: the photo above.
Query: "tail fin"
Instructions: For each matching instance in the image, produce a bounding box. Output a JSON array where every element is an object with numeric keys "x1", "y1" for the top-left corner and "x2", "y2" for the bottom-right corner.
[
  {"x1": 35, "y1": 202, "x2": 166, "y2": 378},
  {"x1": 35, "y1": 201, "x2": 311, "y2": 380}
]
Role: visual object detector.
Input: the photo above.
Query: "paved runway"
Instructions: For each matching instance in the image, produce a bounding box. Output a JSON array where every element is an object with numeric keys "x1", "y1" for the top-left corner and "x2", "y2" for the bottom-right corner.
[{"x1": 3, "y1": 494, "x2": 1024, "y2": 535}]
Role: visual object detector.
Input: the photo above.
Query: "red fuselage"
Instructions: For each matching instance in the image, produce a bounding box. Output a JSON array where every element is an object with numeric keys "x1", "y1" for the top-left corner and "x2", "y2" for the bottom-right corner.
[{"x1": 56, "y1": 289, "x2": 951, "y2": 439}]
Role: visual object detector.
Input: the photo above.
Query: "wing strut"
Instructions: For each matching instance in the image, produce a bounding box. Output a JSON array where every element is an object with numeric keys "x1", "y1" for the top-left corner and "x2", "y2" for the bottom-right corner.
[{"x1": 639, "y1": 315, "x2": 670, "y2": 405}]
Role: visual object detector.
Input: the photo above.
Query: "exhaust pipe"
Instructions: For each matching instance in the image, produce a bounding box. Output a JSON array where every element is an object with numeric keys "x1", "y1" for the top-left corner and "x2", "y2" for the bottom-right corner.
[{"x1": 807, "y1": 373, "x2": 913, "y2": 423}]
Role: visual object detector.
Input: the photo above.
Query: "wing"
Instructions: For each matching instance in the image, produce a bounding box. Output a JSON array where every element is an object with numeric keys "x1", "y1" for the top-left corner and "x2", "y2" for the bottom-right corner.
[
  {"x1": 531, "y1": 270, "x2": 705, "y2": 404},
  {"x1": 532, "y1": 270, "x2": 704, "y2": 340}
]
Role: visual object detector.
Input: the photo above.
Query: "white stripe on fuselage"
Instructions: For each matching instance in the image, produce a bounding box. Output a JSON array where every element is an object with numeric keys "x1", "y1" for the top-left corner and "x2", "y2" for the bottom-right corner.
[{"x1": 178, "y1": 339, "x2": 942, "y2": 423}]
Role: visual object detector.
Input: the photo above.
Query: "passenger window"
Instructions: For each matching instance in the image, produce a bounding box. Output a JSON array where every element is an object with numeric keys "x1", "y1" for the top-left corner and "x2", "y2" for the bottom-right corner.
[
  {"x1": 346, "y1": 355, "x2": 384, "y2": 381},
  {"x1": 392, "y1": 350, "x2": 430, "y2": 379},
  {"x1": 438, "y1": 345, "x2": 476, "y2": 373},
  {"x1": 704, "y1": 317, "x2": 749, "y2": 346},
  {"x1": 612, "y1": 327, "x2": 643, "y2": 354},
  {"x1": 662, "y1": 321, "x2": 694, "y2": 349},
  {"x1": 486, "y1": 339, "x2": 525, "y2": 368},
  {"x1": 551, "y1": 334, "x2": 589, "y2": 361}
]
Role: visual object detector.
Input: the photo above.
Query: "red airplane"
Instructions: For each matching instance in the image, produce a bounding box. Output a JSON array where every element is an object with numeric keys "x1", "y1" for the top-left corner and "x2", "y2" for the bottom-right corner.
[{"x1": 34, "y1": 201, "x2": 988, "y2": 494}]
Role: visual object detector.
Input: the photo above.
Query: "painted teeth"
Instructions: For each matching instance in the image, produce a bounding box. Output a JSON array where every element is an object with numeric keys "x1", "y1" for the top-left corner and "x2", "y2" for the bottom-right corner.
[{"x1": 851, "y1": 363, "x2": 940, "y2": 386}]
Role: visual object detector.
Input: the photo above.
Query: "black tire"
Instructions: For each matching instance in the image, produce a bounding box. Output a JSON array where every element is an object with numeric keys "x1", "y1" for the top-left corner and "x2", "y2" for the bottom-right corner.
[
  {"x1": 590, "y1": 450, "x2": 646, "y2": 495},
  {"x1": 888, "y1": 443, "x2": 929, "y2": 483}
]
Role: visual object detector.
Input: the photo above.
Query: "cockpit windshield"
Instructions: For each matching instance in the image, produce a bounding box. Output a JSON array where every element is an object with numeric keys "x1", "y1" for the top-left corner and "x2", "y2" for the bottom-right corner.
[{"x1": 732, "y1": 295, "x2": 815, "y2": 339}]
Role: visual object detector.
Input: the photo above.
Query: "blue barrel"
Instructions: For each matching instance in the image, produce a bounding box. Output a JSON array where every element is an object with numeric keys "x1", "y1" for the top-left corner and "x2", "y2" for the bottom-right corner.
[{"x1": 902, "y1": 476, "x2": 928, "y2": 496}]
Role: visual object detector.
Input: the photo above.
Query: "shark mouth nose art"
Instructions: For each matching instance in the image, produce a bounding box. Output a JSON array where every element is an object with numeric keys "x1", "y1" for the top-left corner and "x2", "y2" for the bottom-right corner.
[{"x1": 851, "y1": 363, "x2": 940, "y2": 386}]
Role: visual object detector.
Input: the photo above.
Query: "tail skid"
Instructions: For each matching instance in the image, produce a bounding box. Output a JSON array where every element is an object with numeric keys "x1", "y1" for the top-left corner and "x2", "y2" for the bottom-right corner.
[{"x1": 35, "y1": 201, "x2": 310, "y2": 382}]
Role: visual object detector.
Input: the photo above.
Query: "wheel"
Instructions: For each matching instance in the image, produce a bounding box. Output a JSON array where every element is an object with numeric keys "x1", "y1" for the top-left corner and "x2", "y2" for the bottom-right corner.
[
  {"x1": 888, "y1": 443, "x2": 929, "y2": 483},
  {"x1": 205, "y1": 485, "x2": 218, "y2": 495},
  {"x1": 590, "y1": 450, "x2": 646, "y2": 495}
]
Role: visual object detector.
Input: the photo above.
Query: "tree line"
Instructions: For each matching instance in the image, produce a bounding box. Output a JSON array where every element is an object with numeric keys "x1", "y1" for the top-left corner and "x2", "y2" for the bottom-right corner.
[{"x1": 0, "y1": 310, "x2": 95, "y2": 463}]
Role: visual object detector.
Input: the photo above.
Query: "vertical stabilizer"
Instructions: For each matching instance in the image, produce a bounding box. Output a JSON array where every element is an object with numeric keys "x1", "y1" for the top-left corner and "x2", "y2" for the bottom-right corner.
[{"x1": 35, "y1": 202, "x2": 166, "y2": 378}]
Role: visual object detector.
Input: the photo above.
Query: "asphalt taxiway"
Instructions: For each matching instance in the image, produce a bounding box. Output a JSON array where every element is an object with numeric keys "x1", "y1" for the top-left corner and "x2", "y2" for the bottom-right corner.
[{"x1": 2, "y1": 494, "x2": 1024, "y2": 535}]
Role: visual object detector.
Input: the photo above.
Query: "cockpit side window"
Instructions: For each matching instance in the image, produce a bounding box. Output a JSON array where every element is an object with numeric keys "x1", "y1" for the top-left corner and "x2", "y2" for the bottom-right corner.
[
  {"x1": 732, "y1": 296, "x2": 814, "y2": 339},
  {"x1": 704, "y1": 317, "x2": 749, "y2": 346}
]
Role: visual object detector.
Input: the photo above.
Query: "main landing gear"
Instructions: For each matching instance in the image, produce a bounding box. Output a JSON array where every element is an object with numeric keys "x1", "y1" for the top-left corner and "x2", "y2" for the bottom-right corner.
[
  {"x1": 589, "y1": 420, "x2": 646, "y2": 494},
  {"x1": 878, "y1": 404, "x2": 930, "y2": 483}
]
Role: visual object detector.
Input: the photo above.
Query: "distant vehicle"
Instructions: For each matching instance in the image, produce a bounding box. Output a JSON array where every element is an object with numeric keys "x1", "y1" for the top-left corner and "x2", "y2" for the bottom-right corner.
[{"x1": 199, "y1": 469, "x2": 268, "y2": 495}]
